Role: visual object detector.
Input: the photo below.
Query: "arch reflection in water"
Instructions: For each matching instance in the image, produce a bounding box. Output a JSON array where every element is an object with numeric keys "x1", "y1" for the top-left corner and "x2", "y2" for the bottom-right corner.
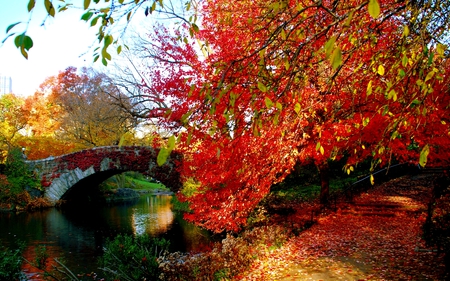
[{"x1": 131, "y1": 195, "x2": 174, "y2": 236}]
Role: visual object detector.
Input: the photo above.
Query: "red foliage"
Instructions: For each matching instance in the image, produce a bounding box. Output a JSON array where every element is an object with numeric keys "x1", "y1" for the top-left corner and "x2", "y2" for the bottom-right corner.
[{"x1": 140, "y1": 0, "x2": 450, "y2": 232}]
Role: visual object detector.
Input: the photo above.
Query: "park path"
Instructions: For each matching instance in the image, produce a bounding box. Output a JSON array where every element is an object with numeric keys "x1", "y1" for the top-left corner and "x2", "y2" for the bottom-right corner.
[{"x1": 236, "y1": 175, "x2": 446, "y2": 280}]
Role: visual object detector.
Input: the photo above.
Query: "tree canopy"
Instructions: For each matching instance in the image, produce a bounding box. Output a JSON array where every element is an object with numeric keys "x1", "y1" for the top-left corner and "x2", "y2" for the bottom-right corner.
[{"x1": 143, "y1": 0, "x2": 450, "y2": 232}]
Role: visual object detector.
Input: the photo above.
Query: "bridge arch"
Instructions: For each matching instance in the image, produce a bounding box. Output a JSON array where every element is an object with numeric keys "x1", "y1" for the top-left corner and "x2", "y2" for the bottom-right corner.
[{"x1": 26, "y1": 146, "x2": 182, "y2": 205}]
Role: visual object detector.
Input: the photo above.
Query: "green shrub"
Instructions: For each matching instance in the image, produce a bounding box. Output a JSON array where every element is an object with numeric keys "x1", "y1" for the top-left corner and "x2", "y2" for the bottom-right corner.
[
  {"x1": 0, "y1": 243, "x2": 25, "y2": 281},
  {"x1": 1, "y1": 148, "x2": 41, "y2": 205},
  {"x1": 99, "y1": 234, "x2": 170, "y2": 281}
]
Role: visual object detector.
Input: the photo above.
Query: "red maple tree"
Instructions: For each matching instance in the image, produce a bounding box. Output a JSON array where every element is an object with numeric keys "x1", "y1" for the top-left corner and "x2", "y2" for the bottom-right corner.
[{"x1": 141, "y1": 0, "x2": 450, "y2": 232}]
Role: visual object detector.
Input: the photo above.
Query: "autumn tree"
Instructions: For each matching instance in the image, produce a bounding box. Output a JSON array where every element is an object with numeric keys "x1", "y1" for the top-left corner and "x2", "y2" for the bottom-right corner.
[
  {"x1": 40, "y1": 67, "x2": 138, "y2": 148},
  {"x1": 15, "y1": 92, "x2": 75, "y2": 160},
  {"x1": 0, "y1": 93, "x2": 29, "y2": 161},
  {"x1": 134, "y1": 0, "x2": 450, "y2": 232}
]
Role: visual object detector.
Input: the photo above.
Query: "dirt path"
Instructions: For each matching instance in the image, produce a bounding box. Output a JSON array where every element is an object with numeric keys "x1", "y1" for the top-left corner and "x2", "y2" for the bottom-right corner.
[{"x1": 236, "y1": 175, "x2": 446, "y2": 280}]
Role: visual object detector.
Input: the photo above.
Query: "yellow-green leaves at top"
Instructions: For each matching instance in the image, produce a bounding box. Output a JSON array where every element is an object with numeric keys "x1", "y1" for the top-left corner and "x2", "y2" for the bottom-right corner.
[
  {"x1": 157, "y1": 135, "x2": 176, "y2": 166},
  {"x1": 44, "y1": 0, "x2": 55, "y2": 17},
  {"x1": 368, "y1": 0, "x2": 380, "y2": 19},
  {"x1": 27, "y1": 0, "x2": 35, "y2": 12},
  {"x1": 324, "y1": 36, "x2": 342, "y2": 70},
  {"x1": 330, "y1": 47, "x2": 342, "y2": 70},
  {"x1": 84, "y1": 0, "x2": 91, "y2": 10}
]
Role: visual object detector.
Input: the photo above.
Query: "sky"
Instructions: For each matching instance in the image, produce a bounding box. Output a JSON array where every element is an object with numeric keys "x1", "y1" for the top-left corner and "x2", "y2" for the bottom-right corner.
[{"x1": 0, "y1": 1, "x2": 98, "y2": 96}]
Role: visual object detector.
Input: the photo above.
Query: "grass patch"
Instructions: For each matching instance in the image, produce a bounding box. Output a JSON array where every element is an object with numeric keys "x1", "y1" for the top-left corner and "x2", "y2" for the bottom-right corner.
[
  {"x1": 130, "y1": 178, "x2": 168, "y2": 191},
  {"x1": 99, "y1": 172, "x2": 170, "y2": 193},
  {"x1": 271, "y1": 176, "x2": 358, "y2": 201}
]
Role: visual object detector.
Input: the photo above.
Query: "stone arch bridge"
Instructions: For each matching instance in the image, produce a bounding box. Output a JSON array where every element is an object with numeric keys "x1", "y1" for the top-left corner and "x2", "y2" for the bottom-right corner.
[{"x1": 26, "y1": 146, "x2": 182, "y2": 205}]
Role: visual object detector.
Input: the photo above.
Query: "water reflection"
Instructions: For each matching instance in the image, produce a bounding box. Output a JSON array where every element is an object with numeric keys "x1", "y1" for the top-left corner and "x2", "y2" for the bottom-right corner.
[
  {"x1": 132, "y1": 195, "x2": 174, "y2": 236},
  {"x1": 0, "y1": 194, "x2": 212, "y2": 279}
]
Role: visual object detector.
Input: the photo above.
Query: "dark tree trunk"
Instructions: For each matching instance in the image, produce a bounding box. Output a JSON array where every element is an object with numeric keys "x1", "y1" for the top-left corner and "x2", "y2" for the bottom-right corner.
[{"x1": 318, "y1": 161, "x2": 330, "y2": 206}]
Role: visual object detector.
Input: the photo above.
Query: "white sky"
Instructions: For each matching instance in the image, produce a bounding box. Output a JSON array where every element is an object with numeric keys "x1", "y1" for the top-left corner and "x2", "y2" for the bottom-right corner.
[{"x1": 0, "y1": 1, "x2": 99, "y2": 96}]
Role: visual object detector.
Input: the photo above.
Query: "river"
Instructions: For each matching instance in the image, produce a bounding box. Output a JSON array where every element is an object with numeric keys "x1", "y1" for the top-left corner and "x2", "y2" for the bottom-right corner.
[{"x1": 0, "y1": 194, "x2": 213, "y2": 280}]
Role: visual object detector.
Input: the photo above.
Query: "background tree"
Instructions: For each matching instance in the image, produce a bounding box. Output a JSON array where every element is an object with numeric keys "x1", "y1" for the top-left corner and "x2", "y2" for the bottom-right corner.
[
  {"x1": 0, "y1": 93, "x2": 29, "y2": 161},
  {"x1": 41, "y1": 67, "x2": 138, "y2": 149}
]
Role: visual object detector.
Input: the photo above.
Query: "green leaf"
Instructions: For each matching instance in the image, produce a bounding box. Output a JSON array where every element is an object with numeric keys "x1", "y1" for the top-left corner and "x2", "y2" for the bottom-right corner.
[
  {"x1": 6, "y1": 22, "x2": 21, "y2": 33},
  {"x1": 425, "y1": 70, "x2": 435, "y2": 82},
  {"x1": 363, "y1": 117, "x2": 370, "y2": 126},
  {"x1": 402, "y1": 54, "x2": 408, "y2": 67},
  {"x1": 14, "y1": 34, "x2": 25, "y2": 48},
  {"x1": 387, "y1": 89, "x2": 396, "y2": 101},
  {"x1": 410, "y1": 99, "x2": 421, "y2": 108},
  {"x1": 330, "y1": 47, "x2": 342, "y2": 70},
  {"x1": 117, "y1": 45, "x2": 122, "y2": 54},
  {"x1": 91, "y1": 16, "x2": 100, "y2": 26},
  {"x1": 167, "y1": 135, "x2": 176, "y2": 150},
  {"x1": 27, "y1": 0, "x2": 36, "y2": 12},
  {"x1": 84, "y1": 0, "x2": 91, "y2": 10},
  {"x1": 419, "y1": 144, "x2": 429, "y2": 167},
  {"x1": 294, "y1": 103, "x2": 301, "y2": 114},
  {"x1": 81, "y1": 11, "x2": 94, "y2": 21},
  {"x1": 118, "y1": 0, "x2": 124, "y2": 3},
  {"x1": 22, "y1": 35, "x2": 33, "y2": 50},
  {"x1": 276, "y1": 102, "x2": 283, "y2": 111},
  {"x1": 191, "y1": 23, "x2": 199, "y2": 33},
  {"x1": 264, "y1": 97, "x2": 273, "y2": 108},
  {"x1": 368, "y1": 0, "x2": 380, "y2": 19},
  {"x1": 258, "y1": 81, "x2": 268, "y2": 93},
  {"x1": 315, "y1": 142, "x2": 321, "y2": 151},
  {"x1": 324, "y1": 36, "x2": 336, "y2": 57},
  {"x1": 44, "y1": 0, "x2": 55, "y2": 17},
  {"x1": 102, "y1": 48, "x2": 111, "y2": 61},
  {"x1": 157, "y1": 148, "x2": 170, "y2": 166},
  {"x1": 344, "y1": 10, "x2": 354, "y2": 27},
  {"x1": 366, "y1": 80, "x2": 373, "y2": 96},
  {"x1": 104, "y1": 34, "x2": 113, "y2": 46}
]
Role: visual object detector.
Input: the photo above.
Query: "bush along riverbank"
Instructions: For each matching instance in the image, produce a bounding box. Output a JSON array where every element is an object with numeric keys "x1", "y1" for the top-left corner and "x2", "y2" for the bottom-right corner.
[{"x1": 0, "y1": 148, "x2": 50, "y2": 212}]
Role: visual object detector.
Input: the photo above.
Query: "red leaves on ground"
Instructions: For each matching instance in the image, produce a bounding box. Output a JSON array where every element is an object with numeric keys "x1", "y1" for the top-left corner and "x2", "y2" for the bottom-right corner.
[{"x1": 236, "y1": 176, "x2": 446, "y2": 280}]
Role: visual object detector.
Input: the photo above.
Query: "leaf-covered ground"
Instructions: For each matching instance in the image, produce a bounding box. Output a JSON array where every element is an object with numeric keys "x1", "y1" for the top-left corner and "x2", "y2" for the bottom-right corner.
[{"x1": 236, "y1": 175, "x2": 446, "y2": 280}]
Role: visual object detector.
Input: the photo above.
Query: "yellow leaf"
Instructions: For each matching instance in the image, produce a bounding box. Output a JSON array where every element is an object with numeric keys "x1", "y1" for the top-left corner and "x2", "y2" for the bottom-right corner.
[
  {"x1": 377, "y1": 65, "x2": 385, "y2": 76},
  {"x1": 368, "y1": 0, "x2": 380, "y2": 18}
]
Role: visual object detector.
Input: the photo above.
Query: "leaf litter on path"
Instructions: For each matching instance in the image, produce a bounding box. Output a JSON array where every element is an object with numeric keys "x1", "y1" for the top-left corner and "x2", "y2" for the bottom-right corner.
[{"x1": 236, "y1": 175, "x2": 445, "y2": 280}]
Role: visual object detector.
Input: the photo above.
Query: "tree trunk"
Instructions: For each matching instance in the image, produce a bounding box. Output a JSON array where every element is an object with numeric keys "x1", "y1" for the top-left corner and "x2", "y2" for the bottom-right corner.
[{"x1": 318, "y1": 161, "x2": 330, "y2": 206}]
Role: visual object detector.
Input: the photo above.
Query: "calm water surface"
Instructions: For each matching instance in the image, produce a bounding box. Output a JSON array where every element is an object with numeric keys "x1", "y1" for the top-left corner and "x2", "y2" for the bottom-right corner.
[{"x1": 0, "y1": 194, "x2": 212, "y2": 280}]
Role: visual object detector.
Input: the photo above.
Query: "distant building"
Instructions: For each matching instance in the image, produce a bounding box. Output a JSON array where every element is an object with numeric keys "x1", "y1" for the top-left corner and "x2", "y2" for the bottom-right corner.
[{"x1": 0, "y1": 75, "x2": 13, "y2": 94}]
